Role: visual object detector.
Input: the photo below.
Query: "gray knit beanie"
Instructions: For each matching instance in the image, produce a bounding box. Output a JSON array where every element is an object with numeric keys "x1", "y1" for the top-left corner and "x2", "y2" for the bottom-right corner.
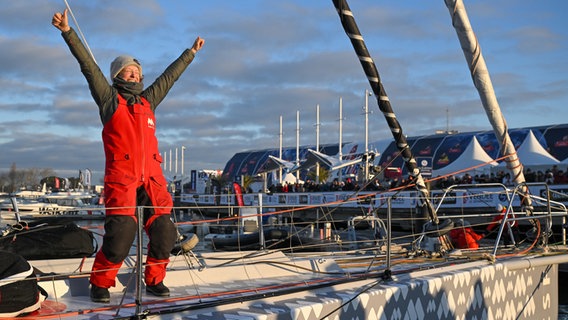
[{"x1": 110, "y1": 55, "x2": 143, "y2": 80}]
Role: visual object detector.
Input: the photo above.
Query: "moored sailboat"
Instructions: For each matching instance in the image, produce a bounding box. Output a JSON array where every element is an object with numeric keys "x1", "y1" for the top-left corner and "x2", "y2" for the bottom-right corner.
[{"x1": 1, "y1": 1, "x2": 567, "y2": 319}]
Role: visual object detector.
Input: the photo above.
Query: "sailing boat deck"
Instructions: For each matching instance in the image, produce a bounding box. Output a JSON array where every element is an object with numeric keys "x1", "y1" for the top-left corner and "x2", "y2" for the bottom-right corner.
[
  {"x1": 1, "y1": 0, "x2": 566, "y2": 318},
  {"x1": 24, "y1": 239, "x2": 568, "y2": 319}
]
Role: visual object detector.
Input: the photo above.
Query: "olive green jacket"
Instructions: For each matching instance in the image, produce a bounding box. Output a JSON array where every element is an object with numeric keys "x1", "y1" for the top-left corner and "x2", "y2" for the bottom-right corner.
[{"x1": 61, "y1": 28, "x2": 196, "y2": 125}]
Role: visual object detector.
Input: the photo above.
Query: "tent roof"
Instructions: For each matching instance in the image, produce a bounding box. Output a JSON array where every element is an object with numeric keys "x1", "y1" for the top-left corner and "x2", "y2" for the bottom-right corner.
[
  {"x1": 291, "y1": 149, "x2": 363, "y2": 173},
  {"x1": 514, "y1": 130, "x2": 560, "y2": 165},
  {"x1": 433, "y1": 136, "x2": 498, "y2": 176},
  {"x1": 257, "y1": 155, "x2": 296, "y2": 174}
]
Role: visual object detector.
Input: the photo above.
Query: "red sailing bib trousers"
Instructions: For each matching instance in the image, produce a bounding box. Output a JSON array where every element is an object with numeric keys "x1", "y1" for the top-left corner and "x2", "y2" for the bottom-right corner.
[{"x1": 90, "y1": 95, "x2": 176, "y2": 288}]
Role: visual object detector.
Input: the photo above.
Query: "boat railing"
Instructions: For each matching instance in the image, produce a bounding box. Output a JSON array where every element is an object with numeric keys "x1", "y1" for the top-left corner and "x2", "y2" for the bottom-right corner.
[
  {"x1": 9, "y1": 196, "x2": 22, "y2": 223},
  {"x1": 345, "y1": 215, "x2": 387, "y2": 250},
  {"x1": 433, "y1": 182, "x2": 566, "y2": 231},
  {"x1": 177, "y1": 188, "x2": 567, "y2": 256},
  {"x1": 548, "y1": 188, "x2": 568, "y2": 242},
  {"x1": 508, "y1": 182, "x2": 567, "y2": 247},
  {"x1": 409, "y1": 182, "x2": 567, "y2": 261},
  {"x1": 433, "y1": 182, "x2": 511, "y2": 213}
]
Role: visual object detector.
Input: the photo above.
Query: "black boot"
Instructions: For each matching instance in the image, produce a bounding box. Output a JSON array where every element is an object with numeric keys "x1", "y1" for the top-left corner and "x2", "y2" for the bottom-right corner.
[
  {"x1": 90, "y1": 285, "x2": 110, "y2": 303},
  {"x1": 146, "y1": 281, "x2": 170, "y2": 297}
]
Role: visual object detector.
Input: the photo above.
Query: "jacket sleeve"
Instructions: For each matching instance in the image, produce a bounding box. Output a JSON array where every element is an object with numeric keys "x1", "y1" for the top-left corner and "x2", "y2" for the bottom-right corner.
[
  {"x1": 143, "y1": 49, "x2": 196, "y2": 109},
  {"x1": 61, "y1": 28, "x2": 115, "y2": 123}
]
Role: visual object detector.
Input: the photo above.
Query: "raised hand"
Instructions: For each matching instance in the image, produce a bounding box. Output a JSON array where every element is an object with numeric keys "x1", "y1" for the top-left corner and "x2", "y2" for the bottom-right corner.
[
  {"x1": 52, "y1": 9, "x2": 70, "y2": 32},
  {"x1": 191, "y1": 37, "x2": 205, "y2": 54}
]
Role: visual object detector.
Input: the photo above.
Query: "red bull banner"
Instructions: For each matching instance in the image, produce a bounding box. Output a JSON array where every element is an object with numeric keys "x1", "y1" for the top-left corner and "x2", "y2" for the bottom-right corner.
[{"x1": 233, "y1": 182, "x2": 245, "y2": 206}]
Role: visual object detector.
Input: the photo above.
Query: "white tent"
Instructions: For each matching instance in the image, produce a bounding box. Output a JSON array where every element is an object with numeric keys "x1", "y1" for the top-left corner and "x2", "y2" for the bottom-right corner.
[
  {"x1": 433, "y1": 136, "x2": 498, "y2": 176},
  {"x1": 512, "y1": 130, "x2": 560, "y2": 166},
  {"x1": 496, "y1": 130, "x2": 559, "y2": 167},
  {"x1": 264, "y1": 172, "x2": 303, "y2": 186}
]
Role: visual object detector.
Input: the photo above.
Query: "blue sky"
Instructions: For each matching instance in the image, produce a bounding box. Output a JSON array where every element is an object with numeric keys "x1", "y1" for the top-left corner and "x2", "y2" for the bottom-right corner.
[{"x1": 0, "y1": 0, "x2": 566, "y2": 183}]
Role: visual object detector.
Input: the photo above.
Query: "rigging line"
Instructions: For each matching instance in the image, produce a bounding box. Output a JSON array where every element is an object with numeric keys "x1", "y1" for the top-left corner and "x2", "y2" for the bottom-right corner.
[
  {"x1": 179, "y1": 252, "x2": 204, "y2": 302},
  {"x1": 319, "y1": 277, "x2": 384, "y2": 320},
  {"x1": 114, "y1": 268, "x2": 138, "y2": 318},
  {"x1": 63, "y1": 0, "x2": 97, "y2": 63}
]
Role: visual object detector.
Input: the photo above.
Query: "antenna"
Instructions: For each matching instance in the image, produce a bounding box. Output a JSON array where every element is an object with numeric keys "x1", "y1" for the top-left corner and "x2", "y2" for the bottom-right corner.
[{"x1": 446, "y1": 108, "x2": 450, "y2": 133}]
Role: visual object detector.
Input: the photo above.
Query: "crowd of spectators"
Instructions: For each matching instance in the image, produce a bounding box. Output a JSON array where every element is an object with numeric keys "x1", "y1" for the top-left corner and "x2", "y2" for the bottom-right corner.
[
  {"x1": 433, "y1": 165, "x2": 567, "y2": 189},
  {"x1": 266, "y1": 177, "x2": 378, "y2": 194},
  {"x1": 266, "y1": 179, "x2": 349, "y2": 193},
  {"x1": 262, "y1": 165, "x2": 567, "y2": 194}
]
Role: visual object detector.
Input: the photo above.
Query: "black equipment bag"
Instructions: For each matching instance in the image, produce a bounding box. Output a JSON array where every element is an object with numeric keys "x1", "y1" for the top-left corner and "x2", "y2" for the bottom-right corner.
[
  {"x1": 0, "y1": 220, "x2": 97, "y2": 260},
  {"x1": 0, "y1": 251, "x2": 47, "y2": 317}
]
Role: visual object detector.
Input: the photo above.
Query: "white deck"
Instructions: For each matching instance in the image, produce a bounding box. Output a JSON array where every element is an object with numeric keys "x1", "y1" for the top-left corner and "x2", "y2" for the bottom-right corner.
[{"x1": 24, "y1": 245, "x2": 568, "y2": 319}]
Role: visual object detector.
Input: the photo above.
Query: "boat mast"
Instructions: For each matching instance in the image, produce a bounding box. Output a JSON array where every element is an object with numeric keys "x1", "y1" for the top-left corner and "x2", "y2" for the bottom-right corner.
[
  {"x1": 331, "y1": 0, "x2": 444, "y2": 229},
  {"x1": 296, "y1": 110, "x2": 300, "y2": 183},
  {"x1": 364, "y1": 89, "x2": 371, "y2": 182},
  {"x1": 444, "y1": 0, "x2": 532, "y2": 211},
  {"x1": 338, "y1": 97, "x2": 343, "y2": 183},
  {"x1": 315, "y1": 104, "x2": 321, "y2": 184},
  {"x1": 279, "y1": 115, "x2": 283, "y2": 184}
]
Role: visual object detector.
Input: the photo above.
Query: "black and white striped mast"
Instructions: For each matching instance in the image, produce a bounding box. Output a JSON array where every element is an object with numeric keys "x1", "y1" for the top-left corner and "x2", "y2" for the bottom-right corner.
[{"x1": 331, "y1": 0, "x2": 451, "y2": 232}]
